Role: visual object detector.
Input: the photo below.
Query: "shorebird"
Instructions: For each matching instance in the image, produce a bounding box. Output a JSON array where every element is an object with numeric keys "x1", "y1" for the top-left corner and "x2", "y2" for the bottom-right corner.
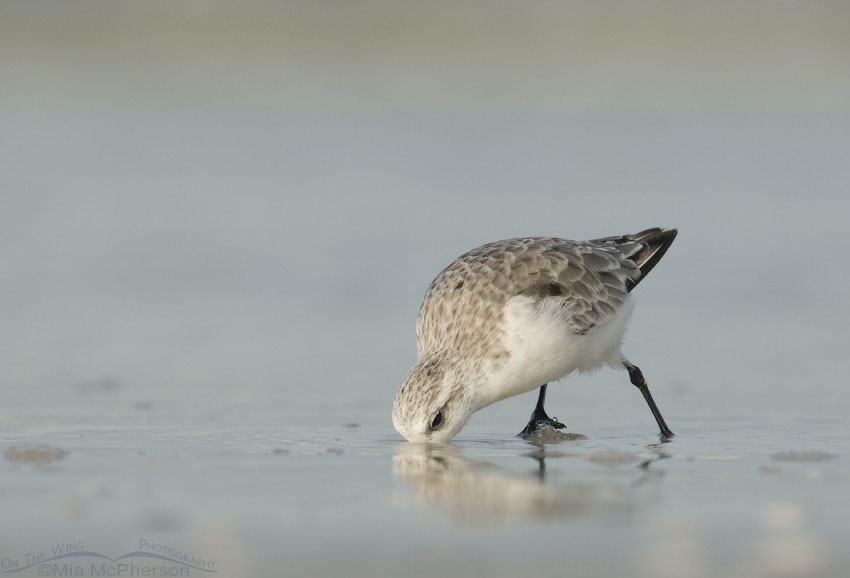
[{"x1": 392, "y1": 228, "x2": 677, "y2": 443}]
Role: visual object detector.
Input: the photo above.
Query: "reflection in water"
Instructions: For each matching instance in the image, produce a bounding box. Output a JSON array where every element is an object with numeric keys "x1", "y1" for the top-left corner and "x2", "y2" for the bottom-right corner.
[
  {"x1": 634, "y1": 440, "x2": 673, "y2": 487},
  {"x1": 392, "y1": 441, "x2": 669, "y2": 522}
]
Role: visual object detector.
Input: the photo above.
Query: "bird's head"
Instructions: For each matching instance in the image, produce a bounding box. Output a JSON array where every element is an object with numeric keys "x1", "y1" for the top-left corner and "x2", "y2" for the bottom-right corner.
[{"x1": 392, "y1": 353, "x2": 475, "y2": 443}]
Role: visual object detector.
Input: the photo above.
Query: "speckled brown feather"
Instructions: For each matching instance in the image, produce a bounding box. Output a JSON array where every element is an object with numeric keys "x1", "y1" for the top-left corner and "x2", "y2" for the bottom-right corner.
[{"x1": 415, "y1": 229, "x2": 676, "y2": 363}]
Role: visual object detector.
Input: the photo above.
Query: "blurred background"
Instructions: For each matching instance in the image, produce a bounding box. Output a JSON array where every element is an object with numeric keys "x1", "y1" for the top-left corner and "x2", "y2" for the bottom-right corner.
[{"x1": 2, "y1": 0, "x2": 849, "y2": 424}]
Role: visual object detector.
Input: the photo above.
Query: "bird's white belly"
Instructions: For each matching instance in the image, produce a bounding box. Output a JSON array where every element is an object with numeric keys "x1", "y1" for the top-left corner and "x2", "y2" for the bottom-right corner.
[{"x1": 480, "y1": 295, "x2": 633, "y2": 407}]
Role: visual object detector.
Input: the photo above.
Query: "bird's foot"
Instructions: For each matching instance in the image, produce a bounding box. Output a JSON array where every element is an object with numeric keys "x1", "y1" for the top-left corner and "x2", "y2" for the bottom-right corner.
[{"x1": 519, "y1": 415, "x2": 566, "y2": 437}]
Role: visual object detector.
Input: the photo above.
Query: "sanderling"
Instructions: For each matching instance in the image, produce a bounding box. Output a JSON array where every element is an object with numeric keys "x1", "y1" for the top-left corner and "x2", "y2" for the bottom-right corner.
[{"x1": 392, "y1": 228, "x2": 677, "y2": 443}]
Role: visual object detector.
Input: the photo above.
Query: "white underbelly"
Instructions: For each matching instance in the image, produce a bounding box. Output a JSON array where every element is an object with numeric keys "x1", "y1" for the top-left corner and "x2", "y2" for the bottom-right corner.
[{"x1": 480, "y1": 295, "x2": 633, "y2": 407}]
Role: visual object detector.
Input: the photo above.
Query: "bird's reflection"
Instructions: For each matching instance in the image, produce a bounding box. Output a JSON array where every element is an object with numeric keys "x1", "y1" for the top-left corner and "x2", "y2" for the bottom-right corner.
[{"x1": 392, "y1": 438, "x2": 668, "y2": 522}]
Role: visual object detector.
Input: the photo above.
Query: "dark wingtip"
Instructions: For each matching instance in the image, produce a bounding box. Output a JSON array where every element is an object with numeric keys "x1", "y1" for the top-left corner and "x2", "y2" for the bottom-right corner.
[{"x1": 626, "y1": 227, "x2": 678, "y2": 292}]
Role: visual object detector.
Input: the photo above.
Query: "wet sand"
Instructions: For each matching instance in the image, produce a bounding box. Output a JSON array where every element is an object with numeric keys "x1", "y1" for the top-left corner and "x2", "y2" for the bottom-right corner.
[{"x1": 2, "y1": 396, "x2": 849, "y2": 577}]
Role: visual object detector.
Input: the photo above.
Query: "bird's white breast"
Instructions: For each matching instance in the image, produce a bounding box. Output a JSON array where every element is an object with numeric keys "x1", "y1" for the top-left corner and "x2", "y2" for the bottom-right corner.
[{"x1": 478, "y1": 295, "x2": 634, "y2": 408}]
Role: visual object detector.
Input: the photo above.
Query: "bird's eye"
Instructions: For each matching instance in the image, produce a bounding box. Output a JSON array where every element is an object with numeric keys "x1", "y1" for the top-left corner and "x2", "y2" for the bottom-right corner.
[{"x1": 430, "y1": 410, "x2": 443, "y2": 430}]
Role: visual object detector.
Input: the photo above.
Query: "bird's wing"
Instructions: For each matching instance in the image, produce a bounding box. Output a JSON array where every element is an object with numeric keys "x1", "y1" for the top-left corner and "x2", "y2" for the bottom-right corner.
[
  {"x1": 510, "y1": 238, "x2": 642, "y2": 334},
  {"x1": 416, "y1": 235, "x2": 653, "y2": 353}
]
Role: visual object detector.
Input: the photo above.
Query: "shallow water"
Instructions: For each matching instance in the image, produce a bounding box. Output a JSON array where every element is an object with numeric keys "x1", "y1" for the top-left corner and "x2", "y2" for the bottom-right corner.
[
  {"x1": 2, "y1": 2, "x2": 850, "y2": 577},
  {"x1": 2, "y1": 396, "x2": 849, "y2": 578}
]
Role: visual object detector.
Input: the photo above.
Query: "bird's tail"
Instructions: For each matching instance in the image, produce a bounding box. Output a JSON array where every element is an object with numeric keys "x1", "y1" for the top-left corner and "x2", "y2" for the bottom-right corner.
[{"x1": 592, "y1": 228, "x2": 678, "y2": 292}]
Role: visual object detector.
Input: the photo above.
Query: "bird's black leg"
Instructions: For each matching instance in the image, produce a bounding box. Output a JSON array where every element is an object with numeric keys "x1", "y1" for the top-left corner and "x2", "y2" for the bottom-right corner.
[
  {"x1": 519, "y1": 384, "x2": 566, "y2": 436},
  {"x1": 624, "y1": 361, "x2": 674, "y2": 437}
]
